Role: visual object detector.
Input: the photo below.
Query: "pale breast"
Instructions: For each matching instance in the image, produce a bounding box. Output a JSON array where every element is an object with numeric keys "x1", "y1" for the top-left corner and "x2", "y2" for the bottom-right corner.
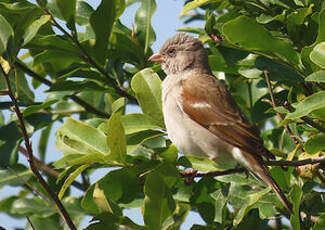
[{"x1": 162, "y1": 75, "x2": 234, "y2": 164}]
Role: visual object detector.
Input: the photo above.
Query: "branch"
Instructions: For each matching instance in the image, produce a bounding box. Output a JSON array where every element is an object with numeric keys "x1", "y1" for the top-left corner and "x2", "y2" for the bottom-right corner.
[
  {"x1": 265, "y1": 156, "x2": 325, "y2": 166},
  {"x1": 19, "y1": 146, "x2": 86, "y2": 191},
  {"x1": 14, "y1": 61, "x2": 110, "y2": 118},
  {"x1": 264, "y1": 70, "x2": 305, "y2": 145},
  {"x1": 180, "y1": 156, "x2": 325, "y2": 178},
  {"x1": 26, "y1": 216, "x2": 36, "y2": 230},
  {"x1": 283, "y1": 101, "x2": 325, "y2": 133},
  {"x1": 0, "y1": 65, "x2": 77, "y2": 230},
  {"x1": 180, "y1": 168, "x2": 247, "y2": 178}
]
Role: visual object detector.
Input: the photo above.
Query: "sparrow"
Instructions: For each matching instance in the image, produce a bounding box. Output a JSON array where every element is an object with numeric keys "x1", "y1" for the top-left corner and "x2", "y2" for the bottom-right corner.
[{"x1": 148, "y1": 33, "x2": 292, "y2": 213}]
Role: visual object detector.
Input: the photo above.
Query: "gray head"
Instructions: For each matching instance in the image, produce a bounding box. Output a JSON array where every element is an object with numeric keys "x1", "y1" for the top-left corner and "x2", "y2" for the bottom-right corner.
[{"x1": 148, "y1": 33, "x2": 211, "y2": 75}]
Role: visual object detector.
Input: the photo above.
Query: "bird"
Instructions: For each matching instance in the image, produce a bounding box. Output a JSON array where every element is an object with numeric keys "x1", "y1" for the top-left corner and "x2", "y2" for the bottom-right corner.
[{"x1": 148, "y1": 33, "x2": 293, "y2": 213}]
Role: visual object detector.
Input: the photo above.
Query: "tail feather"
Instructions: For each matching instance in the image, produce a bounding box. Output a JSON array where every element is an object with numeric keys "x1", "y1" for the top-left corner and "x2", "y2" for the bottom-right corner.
[{"x1": 241, "y1": 151, "x2": 293, "y2": 214}]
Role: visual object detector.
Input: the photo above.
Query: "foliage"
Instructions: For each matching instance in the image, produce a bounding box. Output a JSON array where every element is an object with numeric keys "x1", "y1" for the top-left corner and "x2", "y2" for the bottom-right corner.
[{"x1": 0, "y1": 0, "x2": 325, "y2": 229}]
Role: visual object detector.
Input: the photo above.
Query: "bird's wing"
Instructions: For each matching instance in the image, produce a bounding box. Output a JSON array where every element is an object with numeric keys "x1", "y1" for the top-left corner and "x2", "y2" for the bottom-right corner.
[{"x1": 180, "y1": 72, "x2": 274, "y2": 160}]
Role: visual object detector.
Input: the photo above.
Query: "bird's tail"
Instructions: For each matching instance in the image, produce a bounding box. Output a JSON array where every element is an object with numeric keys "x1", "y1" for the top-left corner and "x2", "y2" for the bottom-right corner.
[{"x1": 241, "y1": 151, "x2": 293, "y2": 214}]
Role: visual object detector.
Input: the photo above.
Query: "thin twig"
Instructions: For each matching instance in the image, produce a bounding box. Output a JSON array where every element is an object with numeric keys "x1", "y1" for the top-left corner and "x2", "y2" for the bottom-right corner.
[
  {"x1": 0, "y1": 65, "x2": 77, "y2": 230},
  {"x1": 19, "y1": 146, "x2": 86, "y2": 191},
  {"x1": 14, "y1": 61, "x2": 110, "y2": 118},
  {"x1": 26, "y1": 216, "x2": 36, "y2": 230},
  {"x1": 283, "y1": 101, "x2": 325, "y2": 133},
  {"x1": 8, "y1": 167, "x2": 50, "y2": 203},
  {"x1": 264, "y1": 70, "x2": 304, "y2": 145}
]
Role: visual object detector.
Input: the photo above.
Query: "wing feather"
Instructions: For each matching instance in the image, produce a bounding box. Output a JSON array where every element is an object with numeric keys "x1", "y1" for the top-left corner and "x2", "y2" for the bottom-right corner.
[{"x1": 180, "y1": 72, "x2": 274, "y2": 160}]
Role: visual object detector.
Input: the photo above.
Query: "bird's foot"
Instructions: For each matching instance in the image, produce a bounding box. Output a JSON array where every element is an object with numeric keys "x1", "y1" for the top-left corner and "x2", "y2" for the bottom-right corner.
[{"x1": 181, "y1": 168, "x2": 198, "y2": 185}]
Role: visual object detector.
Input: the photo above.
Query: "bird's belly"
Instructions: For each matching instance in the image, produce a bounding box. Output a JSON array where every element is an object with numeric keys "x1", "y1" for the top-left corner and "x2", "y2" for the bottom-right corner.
[{"x1": 163, "y1": 95, "x2": 234, "y2": 165}]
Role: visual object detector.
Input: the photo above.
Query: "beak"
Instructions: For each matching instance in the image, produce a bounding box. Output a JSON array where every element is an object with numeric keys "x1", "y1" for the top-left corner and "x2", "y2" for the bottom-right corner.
[{"x1": 148, "y1": 53, "x2": 165, "y2": 63}]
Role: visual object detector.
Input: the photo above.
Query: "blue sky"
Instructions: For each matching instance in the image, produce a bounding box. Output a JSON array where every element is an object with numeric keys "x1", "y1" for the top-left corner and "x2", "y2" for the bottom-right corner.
[{"x1": 0, "y1": 0, "x2": 205, "y2": 229}]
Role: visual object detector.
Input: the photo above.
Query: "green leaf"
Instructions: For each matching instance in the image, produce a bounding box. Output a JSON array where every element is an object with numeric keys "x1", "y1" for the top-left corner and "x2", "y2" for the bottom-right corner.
[
  {"x1": 314, "y1": 213, "x2": 325, "y2": 230},
  {"x1": 121, "y1": 113, "x2": 162, "y2": 135},
  {"x1": 56, "y1": 0, "x2": 76, "y2": 22},
  {"x1": 90, "y1": 0, "x2": 115, "y2": 64},
  {"x1": 38, "y1": 123, "x2": 53, "y2": 162},
  {"x1": 0, "y1": 123, "x2": 22, "y2": 168},
  {"x1": 287, "y1": 6, "x2": 313, "y2": 37},
  {"x1": 23, "y1": 99, "x2": 58, "y2": 117},
  {"x1": 131, "y1": 68, "x2": 164, "y2": 127},
  {"x1": 211, "y1": 189, "x2": 228, "y2": 223},
  {"x1": 12, "y1": 197, "x2": 55, "y2": 216},
  {"x1": 305, "y1": 70, "x2": 325, "y2": 82},
  {"x1": 178, "y1": 155, "x2": 236, "y2": 172},
  {"x1": 56, "y1": 118, "x2": 109, "y2": 155},
  {"x1": 223, "y1": 16, "x2": 300, "y2": 66},
  {"x1": 0, "y1": 164, "x2": 32, "y2": 188},
  {"x1": 76, "y1": 1, "x2": 94, "y2": 26},
  {"x1": 33, "y1": 50, "x2": 83, "y2": 69},
  {"x1": 58, "y1": 164, "x2": 90, "y2": 199},
  {"x1": 290, "y1": 185, "x2": 303, "y2": 230},
  {"x1": 23, "y1": 15, "x2": 51, "y2": 46},
  {"x1": 15, "y1": 69, "x2": 35, "y2": 105},
  {"x1": 134, "y1": 0, "x2": 156, "y2": 54},
  {"x1": 310, "y1": 42, "x2": 325, "y2": 68},
  {"x1": 143, "y1": 170, "x2": 176, "y2": 229},
  {"x1": 85, "y1": 212, "x2": 147, "y2": 230},
  {"x1": 304, "y1": 133, "x2": 325, "y2": 154},
  {"x1": 0, "y1": 14, "x2": 14, "y2": 55},
  {"x1": 286, "y1": 91, "x2": 325, "y2": 119},
  {"x1": 26, "y1": 215, "x2": 62, "y2": 230},
  {"x1": 233, "y1": 187, "x2": 271, "y2": 226},
  {"x1": 180, "y1": 0, "x2": 214, "y2": 16},
  {"x1": 48, "y1": 80, "x2": 107, "y2": 92},
  {"x1": 106, "y1": 113, "x2": 127, "y2": 164}
]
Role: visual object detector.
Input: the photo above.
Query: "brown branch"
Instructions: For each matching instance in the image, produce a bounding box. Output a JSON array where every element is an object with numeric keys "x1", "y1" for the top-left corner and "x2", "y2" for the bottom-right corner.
[
  {"x1": 265, "y1": 156, "x2": 325, "y2": 167},
  {"x1": 26, "y1": 216, "x2": 36, "y2": 230},
  {"x1": 180, "y1": 168, "x2": 247, "y2": 178},
  {"x1": 283, "y1": 101, "x2": 325, "y2": 133},
  {"x1": 14, "y1": 61, "x2": 110, "y2": 118},
  {"x1": 264, "y1": 70, "x2": 304, "y2": 145},
  {"x1": 0, "y1": 65, "x2": 77, "y2": 230},
  {"x1": 180, "y1": 156, "x2": 325, "y2": 178},
  {"x1": 19, "y1": 146, "x2": 86, "y2": 191}
]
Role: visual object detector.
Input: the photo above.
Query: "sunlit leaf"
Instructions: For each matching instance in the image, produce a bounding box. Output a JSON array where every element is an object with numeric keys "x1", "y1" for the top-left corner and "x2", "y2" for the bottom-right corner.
[
  {"x1": 0, "y1": 14, "x2": 13, "y2": 55},
  {"x1": 131, "y1": 68, "x2": 164, "y2": 127},
  {"x1": 310, "y1": 42, "x2": 325, "y2": 69},
  {"x1": 286, "y1": 91, "x2": 325, "y2": 119}
]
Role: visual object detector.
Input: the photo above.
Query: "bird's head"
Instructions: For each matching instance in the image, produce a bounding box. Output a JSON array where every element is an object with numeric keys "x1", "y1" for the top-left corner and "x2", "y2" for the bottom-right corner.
[{"x1": 148, "y1": 33, "x2": 211, "y2": 75}]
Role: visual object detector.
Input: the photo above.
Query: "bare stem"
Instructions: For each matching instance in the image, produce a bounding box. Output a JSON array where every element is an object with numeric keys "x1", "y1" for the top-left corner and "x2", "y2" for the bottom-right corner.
[
  {"x1": 264, "y1": 70, "x2": 304, "y2": 145},
  {"x1": 0, "y1": 65, "x2": 77, "y2": 230}
]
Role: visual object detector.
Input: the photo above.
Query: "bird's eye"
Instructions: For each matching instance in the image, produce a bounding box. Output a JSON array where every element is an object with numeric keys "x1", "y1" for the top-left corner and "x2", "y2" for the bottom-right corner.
[{"x1": 168, "y1": 48, "x2": 176, "y2": 56}]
